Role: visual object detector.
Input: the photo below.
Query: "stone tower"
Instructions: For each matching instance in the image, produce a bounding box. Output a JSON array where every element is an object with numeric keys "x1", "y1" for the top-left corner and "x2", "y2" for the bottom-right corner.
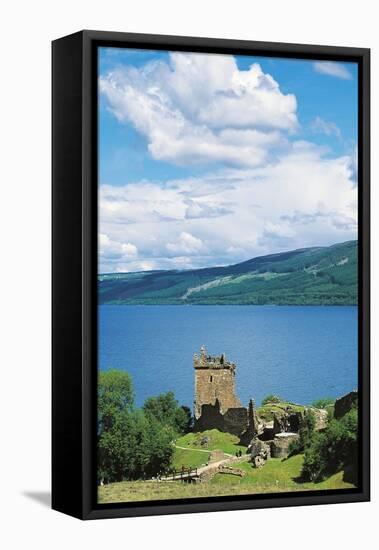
[{"x1": 194, "y1": 345, "x2": 242, "y2": 419}]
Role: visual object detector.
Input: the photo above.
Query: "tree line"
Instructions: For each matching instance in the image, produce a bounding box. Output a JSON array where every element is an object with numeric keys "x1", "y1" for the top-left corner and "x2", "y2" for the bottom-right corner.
[{"x1": 98, "y1": 369, "x2": 192, "y2": 483}]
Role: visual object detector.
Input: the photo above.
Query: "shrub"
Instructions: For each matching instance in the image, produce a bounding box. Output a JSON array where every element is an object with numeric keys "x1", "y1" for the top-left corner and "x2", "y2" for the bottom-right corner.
[
  {"x1": 301, "y1": 407, "x2": 358, "y2": 482},
  {"x1": 98, "y1": 370, "x2": 177, "y2": 483},
  {"x1": 261, "y1": 394, "x2": 282, "y2": 406},
  {"x1": 143, "y1": 391, "x2": 192, "y2": 435},
  {"x1": 288, "y1": 410, "x2": 316, "y2": 457},
  {"x1": 312, "y1": 397, "x2": 335, "y2": 409}
]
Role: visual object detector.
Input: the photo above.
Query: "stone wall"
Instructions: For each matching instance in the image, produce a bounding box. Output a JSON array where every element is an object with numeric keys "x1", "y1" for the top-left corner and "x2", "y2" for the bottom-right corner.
[
  {"x1": 223, "y1": 407, "x2": 248, "y2": 436},
  {"x1": 334, "y1": 391, "x2": 358, "y2": 419},
  {"x1": 270, "y1": 433, "x2": 299, "y2": 458},
  {"x1": 193, "y1": 400, "x2": 248, "y2": 436},
  {"x1": 194, "y1": 346, "x2": 242, "y2": 418}
]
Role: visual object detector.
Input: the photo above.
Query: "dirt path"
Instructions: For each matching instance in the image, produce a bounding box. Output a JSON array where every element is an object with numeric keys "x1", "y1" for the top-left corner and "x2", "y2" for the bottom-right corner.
[{"x1": 160, "y1": 450, "x2": 250, "y2": 481}]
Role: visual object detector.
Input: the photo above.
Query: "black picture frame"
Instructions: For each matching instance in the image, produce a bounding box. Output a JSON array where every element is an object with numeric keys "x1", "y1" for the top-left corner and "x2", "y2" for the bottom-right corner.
[{"x1": 52, "y1": 30, "x2": 370, "y2": 520}]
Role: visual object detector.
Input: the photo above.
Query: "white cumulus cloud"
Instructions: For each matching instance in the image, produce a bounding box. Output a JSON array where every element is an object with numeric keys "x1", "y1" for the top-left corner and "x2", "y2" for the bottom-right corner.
[
  {"x1": 166, "y1": 232, "x2": 204, "y2": 255},
  {"x1": 99, "y1": 143, "x2": 357, "y2": 273},
  {"x1": 99, "y1": 53, "x2": 297, "y2": 168}
]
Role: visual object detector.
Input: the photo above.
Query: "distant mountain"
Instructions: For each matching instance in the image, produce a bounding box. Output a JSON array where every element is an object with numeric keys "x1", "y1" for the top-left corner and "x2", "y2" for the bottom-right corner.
[{"x1": 98, "y1": 240, "x2": 357, "y2": 305}]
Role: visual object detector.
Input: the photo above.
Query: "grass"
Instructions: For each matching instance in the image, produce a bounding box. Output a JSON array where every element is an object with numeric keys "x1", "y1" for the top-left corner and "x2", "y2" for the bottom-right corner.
[
  {"x1": 175, "y1": 429, "x2": 247, "y2": 456},
  {"x1": 172, "y1": 447, "x2": 210, "y2": 470},
  {"x1": 256, "y1": 401, "x2": 307, "y2": 421},
  {"x1": 97, "y1": 454, "x2": 355, "y2": 504}
]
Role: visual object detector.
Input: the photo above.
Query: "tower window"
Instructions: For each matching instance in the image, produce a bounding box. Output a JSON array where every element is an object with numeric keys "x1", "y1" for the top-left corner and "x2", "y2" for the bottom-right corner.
[{"x1": 210, "y1": 376, "x2": 213, "y2": 382}]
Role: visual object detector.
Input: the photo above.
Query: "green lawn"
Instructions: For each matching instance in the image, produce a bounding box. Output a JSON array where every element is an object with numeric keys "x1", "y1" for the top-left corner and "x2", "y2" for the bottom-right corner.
[
  {"x1": 172, "y1": 447, "x2": 209, "y2": 470},
  {"x1": 210, "y1": 454, "x2": 353, "y2": 491},
  {"x1": 175, "y1": 429, "x2": 247, "y2": 456},
  {"x1": 98, "y1": 454, "x2": 355, "y2": 504}
]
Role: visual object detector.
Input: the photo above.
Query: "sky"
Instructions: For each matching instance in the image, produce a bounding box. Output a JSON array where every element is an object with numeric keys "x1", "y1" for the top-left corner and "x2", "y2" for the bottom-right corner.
[{"x1": 98, "y1": 47, "x2": 358, "y2": 274}]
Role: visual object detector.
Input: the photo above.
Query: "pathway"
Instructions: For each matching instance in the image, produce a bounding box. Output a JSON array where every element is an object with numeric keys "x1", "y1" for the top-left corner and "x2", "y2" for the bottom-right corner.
[{"x1": 159, "y1": 449, "x2": 250, "y2": 482}]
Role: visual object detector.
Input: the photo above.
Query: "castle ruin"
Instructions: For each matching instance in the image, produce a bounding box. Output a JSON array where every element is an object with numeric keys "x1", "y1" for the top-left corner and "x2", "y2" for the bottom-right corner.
[
  {"x1": 193, "y1": 345, "x2": 331, "y2": 462},
  {"x1": 193, "y1": 346, "x2": 259, "y2": 443}
]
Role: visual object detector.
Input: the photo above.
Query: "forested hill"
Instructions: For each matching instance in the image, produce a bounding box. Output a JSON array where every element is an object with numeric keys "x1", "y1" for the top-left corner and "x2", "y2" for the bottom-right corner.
[{"x1": 98, "y1": 240, "x2": 357, "y2": 305}]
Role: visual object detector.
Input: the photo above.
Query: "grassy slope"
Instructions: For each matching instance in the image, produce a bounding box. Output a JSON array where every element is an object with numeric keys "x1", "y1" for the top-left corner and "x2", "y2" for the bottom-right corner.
[
  {"x1": 172, "y1": 447, "x2": 210, "y2": 470},
  {"x1": 256, "y1": 401, "x2": 307, "y2": 422},
  {"x1": 98, "y1": 240, "x2": 357, "y2": 305},
  {"x1": 98, "y1": 454, "x2": 354, "y2": 504},
  {"x1": 175, "y1": 429, "x2": 247, "y2": 456},
  {"x1": 172, "y1": 429, "x2": 246, "y2": 469}
]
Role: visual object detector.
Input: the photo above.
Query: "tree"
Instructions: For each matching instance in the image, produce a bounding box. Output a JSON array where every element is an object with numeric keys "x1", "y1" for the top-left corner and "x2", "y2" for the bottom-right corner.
[
  {"x1": 288, "y1": 409, "x2": 316, "y2": 457},
  {"x1": 143, "y1": 391, "x2": 190, "y2": 435},
  {"x1": 127, "y1": 411, "x2": 174, "y2": 479},
  {"x1": 180, "y1": 405, "x2": 193, "y2": 433},
  {"x1": 98, "y1": 370, "x2": 176, "y2": 483},
  {"x1": 312, "y1": 397, "x2": 334, "y2": 409},
  {"x1": 301, "y1": 407, "x2": 358, "y2": 482},
  {"x1": 98, "y1": 369, "x2": 134, "y2": 431},
  {"x1": 261, "y1": 394, "x2": 282, "y2": 406},
  {"x1": 98, "y1": 370, "x2": 135, "y2": 482}
]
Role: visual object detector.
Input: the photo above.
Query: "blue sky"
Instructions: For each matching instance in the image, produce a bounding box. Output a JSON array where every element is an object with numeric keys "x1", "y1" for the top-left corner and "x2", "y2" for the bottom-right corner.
[{"x1": 98, "y1": 47, "x2": 358, "y2": 273}]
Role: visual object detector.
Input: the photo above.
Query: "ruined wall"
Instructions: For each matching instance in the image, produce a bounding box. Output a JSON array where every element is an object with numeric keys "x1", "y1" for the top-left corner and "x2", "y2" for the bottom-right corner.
[
  {"x1": 194, "y1": 346, "x2": 242, "y2": 419},
  {"x1": 223, "y1": 407, "x2": 248, "y2": 436},
  {"x1": 270, "y1": 433, "x2": 299, "y2": 458},
  {"x1": 193, "y1": 401, "x2": 248, "y2": 436},
  {"x1": 194, "y1": 401, "x2": 225, "y2": 432},
  {"x1": 334, "y1": 390, "x2": 358, "y2": 419},
  {"x1": 239, "y1": 399, "x2": 262, "y2": 445}
]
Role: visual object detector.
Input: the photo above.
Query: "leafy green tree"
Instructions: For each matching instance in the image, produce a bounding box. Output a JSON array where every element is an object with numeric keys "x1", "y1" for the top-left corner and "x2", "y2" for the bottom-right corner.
[
  {"x1": 261, "y1": 394, "x2": 282, "y2": 406},
  {"x1": 288, "y1": 409, "x2": 316, "y2": 457},
  {"x1": 312, "y1": 397, "x2": 335, "y2": 409},
  {"x1": 143, "y1": 391, "x2": 190, "y2": 434},
  {"x1": 98, "y1": 369, "x2": 134, "y2": 431},
  {"x1": 180, "y1": 405, "x2": 193, "y2": 433},
  {"x1": 302, "y1": 407, "x2": 358, "y2": 482},
  {"x1": 127, "y1": 411, "x2": 174, "y2": 479},
  {"x1": 98, "y1": 370, "x2": 176, "y2": 483}
]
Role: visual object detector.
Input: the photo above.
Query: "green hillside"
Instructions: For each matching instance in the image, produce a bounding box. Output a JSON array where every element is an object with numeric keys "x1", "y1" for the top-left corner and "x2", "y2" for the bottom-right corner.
[{"x1": 98, "y1": 240, "x2": 357, "y2": 305}]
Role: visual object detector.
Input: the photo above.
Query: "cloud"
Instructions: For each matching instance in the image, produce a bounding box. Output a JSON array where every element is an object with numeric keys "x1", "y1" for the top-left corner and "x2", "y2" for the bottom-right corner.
[
  {"x1": 310, "y1": 116, "x2": 341, "y2": 138},
  {"x1": 313, "y1": 61, "x2": 352, "y2": 80},
  {"x1": 99, "y1": 143, "x2": 358, "y2": 273},
  {"x1": 98, "y1": 52, "x2": 357, "y2": 273},
  {"x1": 99, "y1": 53, "x2": 297, "y2": 168},
  {"x1": 166, "y1": 232, "x2": 203, "y2": 255},
  {"x1": 99, "y1": 233, "x2": 138, "y2": 271},
  {"x1": 184, "y1": 199, "x2": 233, "y2": 219}
]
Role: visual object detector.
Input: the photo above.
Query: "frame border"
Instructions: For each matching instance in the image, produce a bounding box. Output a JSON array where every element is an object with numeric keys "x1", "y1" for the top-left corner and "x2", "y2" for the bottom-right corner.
[{"x1": 52, "y1": 30, "x2": 370, "y2": 520}]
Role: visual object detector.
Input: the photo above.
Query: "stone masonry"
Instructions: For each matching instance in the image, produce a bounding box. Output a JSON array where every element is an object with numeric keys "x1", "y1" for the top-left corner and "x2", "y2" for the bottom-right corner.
[
  {"x1": 193, "y1": 345, "x2": 337, "y2": 461},
  {"x1": 194, "y1": 346, "x2": 242, "y2": 418},
  {"x1": 193, "y1": 346, "x2": 259, "y2": 438}
]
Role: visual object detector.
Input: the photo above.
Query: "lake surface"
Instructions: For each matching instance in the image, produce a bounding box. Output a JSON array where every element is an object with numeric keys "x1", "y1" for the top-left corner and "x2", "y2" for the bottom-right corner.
[{"x1": 99, "y1": 305, "x2": 358, "y2": 408}]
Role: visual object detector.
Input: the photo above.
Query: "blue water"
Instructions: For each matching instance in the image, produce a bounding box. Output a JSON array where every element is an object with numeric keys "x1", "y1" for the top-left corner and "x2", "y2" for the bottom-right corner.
[{"x1": 99, "y1": 305, "x2": 358, "y2": 409}]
